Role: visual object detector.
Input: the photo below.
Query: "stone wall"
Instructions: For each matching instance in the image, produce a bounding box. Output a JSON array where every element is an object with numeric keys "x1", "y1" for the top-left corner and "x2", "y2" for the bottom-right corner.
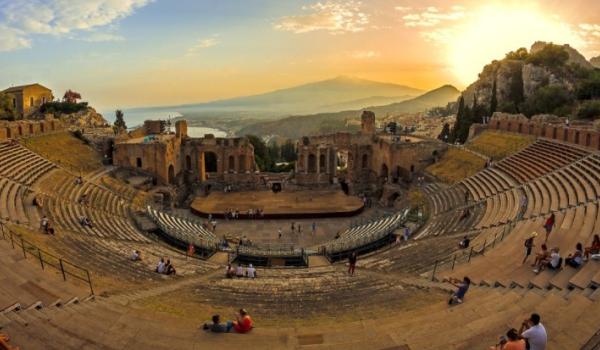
[
  {"x1": 487, "y1": 112, "x2": 600, "y2": 150},
  {"x1": 0, "y1": 118, "x2": 64, "y2": 141}
]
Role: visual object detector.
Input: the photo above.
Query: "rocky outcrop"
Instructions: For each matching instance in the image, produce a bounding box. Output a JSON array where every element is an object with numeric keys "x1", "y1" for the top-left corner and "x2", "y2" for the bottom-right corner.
[
  {"x1": 57, "y1": 107, "x2": 109, "y2": 128},
  {"x1": 530, "y1": 41, "x2": 594, "y2": 69}
]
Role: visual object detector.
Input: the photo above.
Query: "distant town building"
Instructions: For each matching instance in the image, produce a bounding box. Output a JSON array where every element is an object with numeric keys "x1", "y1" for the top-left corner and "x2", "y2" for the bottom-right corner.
[{"x1": 2, "y1": 83, "x2": 53, "y2": 118}]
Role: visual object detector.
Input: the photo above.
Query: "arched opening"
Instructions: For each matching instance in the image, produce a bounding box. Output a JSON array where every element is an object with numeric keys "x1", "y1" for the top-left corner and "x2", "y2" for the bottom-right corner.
[
  {"x1": 380, "y1": 163, "x2": 389, "y2": 179},
  {"x1": 239, "y1": 155, "x2": 246, "y2": 173},
  {"x1": 228, "y1": 155, "x2": 235, "y2": 172},
  {"x1": 319, "y1": 154, "x2": 326, "y2": 172},
  {"x1": 552, "y1": 127, "x2": 557, "y2": 139},
  {"x1": 410, "y1": 164, "x2": 415, "y2": 173},
  {"x1": 388, "y1": 192, "x2": 400, "y2": 202},
  {"x1": 136, "y1": 157, "x2": 142, "y2": 168},
  {"x1": 17, "y1": 125, "x2": 22, "y2": 136},
  {"x1": 393, "y1": 166, "x2": 401, "y2": 184},
  {"x1": 586, "y1": 134, "x2": 591, "y2": 147},
  {"x1": 518, "y1": 123, "x2": 522, "y2": 133},
  {"x1": 575, "y1": 131, "x2": 580, "y2": 145},
  {"x1": 6, "y1": 128, "x2": 11, "y2": 138},
  {"x1": 528, "y1": 124, "x2": 534, "y2": 135},
  {"x1": 204, "y1": 152, "x2": 218, "y2": 172},
  {"x1": 563, "y1": 129, "x2": 568, "y2": 141},
  {"x1": 40, "y1": 123, "x2": 45, "y2": 133},
  {"x1": 185, "y1": 155, "x2": 192, "y2": 171},
  {"x1": 308, "y1": 154, "x2": 317, "y2": 173},
  {"x1": 336, "y1": 151, "x2": 349, "y2": 171},
  {"x1": 168, "y1": 165, "x2": 175, "y2": 184},
  {"x1": 361, "y1": 154, "x2": 368, "y2": 169},
  {"x1": 29, "y1": 124, "x2": 34, "y2": 134},
  {"x1": 507, "y1": 122, "x2": 511, "y2": 131}
]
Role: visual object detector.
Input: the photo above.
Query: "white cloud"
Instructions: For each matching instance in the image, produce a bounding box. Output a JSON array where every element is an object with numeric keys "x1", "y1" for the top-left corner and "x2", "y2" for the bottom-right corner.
[
  {"x1": 186, "y1": 37, "x2": 219, "y2": 56},
  {"x1": 400, "y1": 6, "x2": 465, "y2": 28},
  {"x1": 0, "y1": 0, "x2": 151, "y2": 51},
  {"x1": 274, "y1": 1, "x2": 369, "y2": 34},
  {"x1": 578, "y1": 23, "x2": 600, "y2": 56},
  {"x1": 350, "y1": 50, "x2": 381, "y2": 59},
  {"x1": 77, "y1": 32, "x2": 125, "y2": 42}
]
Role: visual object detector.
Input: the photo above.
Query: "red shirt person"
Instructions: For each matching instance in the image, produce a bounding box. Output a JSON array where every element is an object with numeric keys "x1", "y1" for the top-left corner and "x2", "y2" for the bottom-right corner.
[{"x1": 233, "y1": 309, "x2": 253, "y2": 333}]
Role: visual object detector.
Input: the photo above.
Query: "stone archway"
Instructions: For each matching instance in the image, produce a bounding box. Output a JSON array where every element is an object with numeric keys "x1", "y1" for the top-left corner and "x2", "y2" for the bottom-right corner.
[
  {"x1": 204, "y1": 152, "x2": 218, "y2": 173},
  {"x1": 228, "y1": 155, "x2": 235, "y2": 172},
  {"x1": 361, "y1": 154, "x2": 368, "y2": 169},
  {"x1": 308, "y1": 154, "x2": 317, "y2": 173},
  {"x1": 186, "y1": 155, "x2": 192, "y2": 171}
]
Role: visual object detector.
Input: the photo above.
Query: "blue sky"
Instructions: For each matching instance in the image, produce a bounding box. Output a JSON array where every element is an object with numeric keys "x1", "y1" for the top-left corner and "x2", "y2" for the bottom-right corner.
[{"x1": 1, "y1": 0, "x2": 600, "y2": 112}]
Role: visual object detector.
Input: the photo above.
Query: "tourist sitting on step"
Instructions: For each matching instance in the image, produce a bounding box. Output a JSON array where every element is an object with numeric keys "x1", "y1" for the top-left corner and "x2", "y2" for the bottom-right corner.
[
  {"x1": 519, "y1": 313, "x2": 547, "y2": 350},
  {"x1": 79, "y1": 216, "x2": 93, "y2": 228},
  {"x1": 74, "y1": 176, "x2": 83, "y2": 185},
  {"x1": 78, "y1": 194, "x2": 88, "y2": 205},
  {"x1": 156, "y1": 257, "x2": 166, "y2": 274},
  {"x1": 225, "y1": 264, "x2": 235, "y2": 278},
  {"x1": 533, "y1": 247, "x2": 561, "y2": 274},
  {"x1": 236, "y1": 264, "x2": 244, "y2": 277},
  {"x1": 0, "y1": 333, "x2": 20, "y2": 350},
  {"x1": 246, "y1": 264, "x2": 256, "y2": 278},
  {"x1": 203, "y1": 314, "x2": 231, "y2": 333},
  {"x1": 584, "y1": 234, "x2": 600, "y2": 261},
  {"x1": 231, "y1": 309, "x2": 253, "y2": 333},
  {"x1": 489, "y1": 328, "x2": 526, "y2": 350},
  {"x1": 164, "y1": 259, "x2": 176, "y2": 275},
  {"x1": 130, "y1": 250, "x2": 141, "y2": 261},
  {"x1": 458, "y1": 236, "x2": 470, "y2": 249},
  {"x1": 459, "y1": 208, "x2": 470, "y2": 221},
  {"x1": 530, "y1": 244, "x2": 549, "y2": 268},
  {"x1": 46, "y1": 222, "x2": 55, "y2": 236},
  {"x1": 565, "y1": 243, "x2": 584, "y2": 268},
  {"x1": 448, "y1": 277, "x2": 470, "y2": 305},
  {"x1": 40, "y1": 215, "x2": 49, "y2": 232}
]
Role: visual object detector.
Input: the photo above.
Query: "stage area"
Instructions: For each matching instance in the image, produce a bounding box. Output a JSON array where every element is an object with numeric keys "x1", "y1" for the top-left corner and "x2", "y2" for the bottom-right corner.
[{"x1": 191, "y1": 190, "x2": 364, "y2": 219}]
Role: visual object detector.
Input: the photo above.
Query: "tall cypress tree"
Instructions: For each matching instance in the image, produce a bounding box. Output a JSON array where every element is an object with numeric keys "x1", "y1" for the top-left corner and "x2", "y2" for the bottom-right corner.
[
  {"x1": 450, "y1": 96, "x2": 465, "y2": 143},
  {"x1": 490, "y1": 78, "x2": 498, "y2": 115}
]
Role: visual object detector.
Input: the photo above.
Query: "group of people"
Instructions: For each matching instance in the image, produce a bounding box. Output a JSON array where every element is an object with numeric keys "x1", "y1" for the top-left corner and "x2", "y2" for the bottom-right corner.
[
  {"x1": 39, "y1": 215, "x2": 55, "y2": 235},
  {"x1": 226, "y1": 263, "x2": 256, "y2": 278},
  {"x1": 202, "y1": 309, "x2": 253, "y2": 334},
  {"x1": 489, "y1": 313, "x2": 547, "y2": 350},
  {"x1": 79, "y1": 215, "x2": 93, "y2": 228},
  {"x1": 524, "y1": 230, "x2": 599, "y2": 274},
  {"x1": 156, "y1": 257, "x2": 176, "y2": 275}
]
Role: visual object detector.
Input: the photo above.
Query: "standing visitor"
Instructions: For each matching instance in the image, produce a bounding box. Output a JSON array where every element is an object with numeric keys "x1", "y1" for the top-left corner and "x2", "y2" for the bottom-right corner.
[
  {"x1": 312, "y1": 222, "x2": 316, "y2": 235},
  {"x1": 523, "y1": 232, "x2": 536, "y2": 264},
  {"x1": 348, "y1": 252, "x2": 357, "y2": 276},
  {"x1": 543, "y1": 213, "x2": 555, "y2": 243}
]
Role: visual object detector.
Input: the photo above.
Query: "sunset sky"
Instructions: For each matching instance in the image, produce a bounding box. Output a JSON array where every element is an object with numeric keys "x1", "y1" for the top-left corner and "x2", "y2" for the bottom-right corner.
[{"x1": 1, "y1": 0, "x2": 600, "y2": 111}]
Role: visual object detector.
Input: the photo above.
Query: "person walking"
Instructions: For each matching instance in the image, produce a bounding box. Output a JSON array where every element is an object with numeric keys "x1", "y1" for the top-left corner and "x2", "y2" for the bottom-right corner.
[
  {"x1": 543, "y1": 213, "x2": 555, "y2": 243},
  {"x1": 348, "y1": 252, "x2": 357, "y2": 276}
]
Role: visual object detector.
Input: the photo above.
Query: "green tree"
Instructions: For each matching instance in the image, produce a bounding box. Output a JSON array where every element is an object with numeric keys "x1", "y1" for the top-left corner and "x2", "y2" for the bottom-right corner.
[
  {"x1": 449, "y1": 96, "x2": 465, "y2": 143},
  {"x1": 268, "y1": 142, "x2": 280, "y2": 163},
  {"x1": 520, "y1": 85, "x2": 574, "y2": 117},
  {"x1": 246, "y1": 135, "x2": 273, "y2": 171},
  {"x1": 281, "y1": 140, "x2": 297, "y2": 162},
  {"x1": 437, "y1": 123, "x2": 451, "y2": 142},
  {"x1": 490, "y1": 78, "x2": 498, "y2": 114},
  {"x1": 114, "y1": 110, "x2": 127, "y2": 131},
  {"x1": 0, "y1": 92, "x2": 16, "y2": 120},
  {"x1": 507, "y1": 62, "x2": 525, "y2": 112},
  {"x1": 577, "y1": 100, "x2": 600, "y2": 120},
  {"x1": 526, "y1": 44, "x2": 569, "y2": 68},
  {"x1": 505, "y1": 47, "x2": 529, "y2": 60}
]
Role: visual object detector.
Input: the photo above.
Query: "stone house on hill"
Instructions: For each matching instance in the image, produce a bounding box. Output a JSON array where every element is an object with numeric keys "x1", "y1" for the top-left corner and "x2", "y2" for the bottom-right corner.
[{"x1": 2, "y1": 83, "x2": 54, "y2": 118}]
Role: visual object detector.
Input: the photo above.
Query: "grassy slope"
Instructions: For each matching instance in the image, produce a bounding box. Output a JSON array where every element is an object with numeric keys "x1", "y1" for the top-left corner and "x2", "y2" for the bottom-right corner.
[
  {"x1": 21, "y1": 131, "x2": 103, "y2": 174},
  {"x1": 426, "y1": 148, "x2": 486, "y2": 184},
  {"x1": 467, "y1": 130, "x2": 535, "y2": 160}
]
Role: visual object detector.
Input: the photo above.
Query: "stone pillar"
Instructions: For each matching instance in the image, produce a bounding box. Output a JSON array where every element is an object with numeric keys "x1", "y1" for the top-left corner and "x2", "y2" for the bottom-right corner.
[
  {"x1": 316, "y1": 148, "x2": 321, "y2": 174},
  {"x1": 304, "y1": 148, "x2": 308, "y2": 174}
]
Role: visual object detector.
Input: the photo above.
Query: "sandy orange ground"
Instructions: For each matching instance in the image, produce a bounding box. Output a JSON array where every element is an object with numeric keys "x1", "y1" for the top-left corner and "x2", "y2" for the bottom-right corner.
[{"x1": 191, "y1": 190, "x2": 363, "y2": 216}]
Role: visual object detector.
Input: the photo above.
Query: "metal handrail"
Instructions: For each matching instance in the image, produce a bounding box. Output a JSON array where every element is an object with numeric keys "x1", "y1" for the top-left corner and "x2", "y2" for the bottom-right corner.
[{"x1": 0, "y1": 221, "x2": 94, "y2": 295}]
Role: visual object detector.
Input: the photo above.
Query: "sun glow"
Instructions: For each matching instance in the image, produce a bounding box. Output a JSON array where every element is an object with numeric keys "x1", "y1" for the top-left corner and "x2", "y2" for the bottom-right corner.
[{"x1": 448, "y1": 4, "x2": 585, "y2": 86}]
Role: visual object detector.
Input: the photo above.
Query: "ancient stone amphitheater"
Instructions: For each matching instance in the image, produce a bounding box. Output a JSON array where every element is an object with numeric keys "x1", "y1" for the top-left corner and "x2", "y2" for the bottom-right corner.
[{"x1": 1, "y1": 129, "x2": 600, "y2": 350}]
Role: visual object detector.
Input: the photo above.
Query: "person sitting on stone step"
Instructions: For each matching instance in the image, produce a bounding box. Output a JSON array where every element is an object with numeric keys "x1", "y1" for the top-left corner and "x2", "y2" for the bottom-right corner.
[
  {"x1": 235, "y1": 264, "x2": 244, "y2": 277},
  {"x1": 584, "y1": 234, "x2": 600, "y2": 261},
  {"x1": 458, "y1": 236, "x2": 470, "y2": 249},
  {"x1": 231, "y1": 309, "x2": 253, "y2": 333},
  {"x1": 565, "y1": 243, "x2": 583, "y2": 268},
  {"x1": 165, "y1": 259, "x2": 176, "y2": 275},
  {"x1": 448, "y1": 276, "x2": 470, "y2": 305},
  {"x1": 202, "y1": 314, "x2": 231, "y2": 333},
  {"x1": 246, "y1": 264, "x2": 256, "y2": 278},
  {"x1": 519, "y1": 313, "x2": 547, "y2": 350},
  {"x1": 156, "y1": 257, "x2": 166, "y2": 274},
  {"x1": 531, "y1": 244, "x2": 549, "y2": 268},
  {"x1": 130, "y1": 250, "x2": 141, "y2": 261},
  {"x1": 533, "y1": 247, "x2": 561, "y2": 274},
  {"x1": 0, "y1": 333, "x2": 20, "y2": 350},
  {"x1": 40, "y1": 215, "x2": 48, "y2": 232},
  {"x1": 225, "y1": 264, "x2": 235, "y2": 278},
  {"x1": 489, "y1": 328, "x2": 526, "y2": 350}
]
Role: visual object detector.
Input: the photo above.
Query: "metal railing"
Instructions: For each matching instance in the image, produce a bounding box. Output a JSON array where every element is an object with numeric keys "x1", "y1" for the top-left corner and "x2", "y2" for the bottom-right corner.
[
  {"x1": 428, "y1": 220, "x2": 516, "y2": 281},
  {"x1": 0, "y1": 221, "x2": 94, "y2": 295}
]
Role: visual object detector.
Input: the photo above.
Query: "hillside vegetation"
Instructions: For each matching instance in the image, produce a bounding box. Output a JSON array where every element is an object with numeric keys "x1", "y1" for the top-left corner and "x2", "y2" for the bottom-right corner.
[
  {"x1": 426, "y1": 148, "x2": 486, "y2": 184},
  {"x1": 22, "y1": 131, "x2": 103, "y2": 174},
  {"x1": 467, "y1": 131, "x2": 535, "y2": 160},
  {"x1": 240, "y1": 85, "x2": 460, "y2": 138}
]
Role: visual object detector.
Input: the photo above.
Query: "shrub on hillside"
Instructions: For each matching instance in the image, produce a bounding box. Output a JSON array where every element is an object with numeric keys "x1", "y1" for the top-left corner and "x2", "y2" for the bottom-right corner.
[
  {"x1": 40, "y1": 101, "x2": 88, "y2": 115},
  {"x1": 526, "y1": 44, "x2": 569, "y2": 68},
  {"x1": 577, "y1": 100, "x2": 600, "y2": 120},
  {"x1": 521, "y1": 85, "x2": 574, "y2": 117}
]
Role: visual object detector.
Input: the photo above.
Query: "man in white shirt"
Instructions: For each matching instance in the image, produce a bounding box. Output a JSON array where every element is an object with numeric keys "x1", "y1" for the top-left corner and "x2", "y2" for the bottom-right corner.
[
  {"x1": 246, "y1": 264, "x2": 256, "y2": 278},
  {"x1": 520, "y1": 313, "x2": 547, "y2": 350},
  {"x1": 156, "y1": 258, "x2": 166, "y2": 274}
]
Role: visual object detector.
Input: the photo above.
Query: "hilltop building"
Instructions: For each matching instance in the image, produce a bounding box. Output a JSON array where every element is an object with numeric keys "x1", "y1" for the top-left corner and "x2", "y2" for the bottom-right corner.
[{"x1": 2, "y1": 83, "x2": 54, "y2": 118}]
